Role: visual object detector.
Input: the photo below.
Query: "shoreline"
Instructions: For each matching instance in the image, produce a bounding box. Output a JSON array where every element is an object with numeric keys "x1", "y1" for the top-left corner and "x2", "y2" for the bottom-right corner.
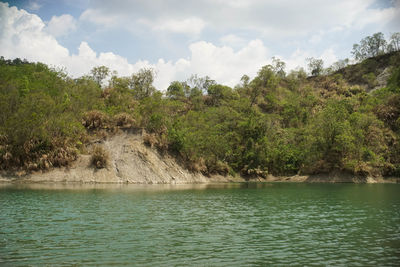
[
  {"x1": 1, "y1": 133, "x2": 399, "y2": 185},
  {"x1": 1, "y1": 172, "x2": 399, "y2": 185}
]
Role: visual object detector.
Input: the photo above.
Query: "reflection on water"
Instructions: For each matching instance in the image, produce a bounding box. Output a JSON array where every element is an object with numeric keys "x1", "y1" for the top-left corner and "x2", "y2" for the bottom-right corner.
[
  {"x1": 1, "y1": 183, "x2": 399, "y2": 265},
  {"x1": 0, "y1": 182, "x2": 247, "y2": 191},
  {"x1": 0, "y1": 181, "x2": 275, "y2": 191}
]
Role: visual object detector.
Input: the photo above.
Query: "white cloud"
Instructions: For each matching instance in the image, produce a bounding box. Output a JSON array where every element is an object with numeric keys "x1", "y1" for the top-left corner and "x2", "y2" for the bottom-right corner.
[
  {"x1": 46, "y1": 14, "x2": 77, "y2": 37},
  {"x1": 278, "y1": 46, "x2": 338, "y2": 73},
  {"x1": 79, "y1": 8, "x2": 121, "y2": 27},
  {"x1": 0, "y1": 3, "x2": 69, "y2": 64},
  {"x1": 78, "y1": 0, "x2": 400, "y2": 38},
  {"x1": 0, "y1": 2, "x2": 350, "y2": 90},
  {"x1": 319, "y1": 48, "x2": 338, "y2": 67},
  {"x1": 220, "y1": 34, "x2": 246, "y2": 47},
  {"x1": 186, "y1": 40, "x2": 269, "y2": 86},
  {"x1": 309, "y1": 32, "x2": 324, "y2": 45},
  {"x1": 0, "y1": 2, "x2": 274, "y2": 89},
  {"x1": 140, "y1": 17, "x2": 206, "y2": 35}
]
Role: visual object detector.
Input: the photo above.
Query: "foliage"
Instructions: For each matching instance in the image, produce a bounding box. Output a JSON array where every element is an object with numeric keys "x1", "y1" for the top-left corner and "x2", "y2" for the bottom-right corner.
[
  {"x1": 1, "y1": 39, "x2": 400, "y2": 178},
  {"x1": 130, "y1": 68, "x2": 156, "y2": 99},
  {"x1": 351, "y1": 32, "x2": 399, "y2": 61},
  {"x1": 388, "y1": 32, "x2": 400, "y2": 52},
  {"x1": 91, "y1": 145, "x2": 109, "y2": 169},
  {"x1": 0, "y1": 58, "x2": 84, "y2": 170},
  {"x1": 306, "y1": 57, "x2": 324, "y2": 76},
  {"x1": 91, "y1": 66, "x2": 110, "y2": 87}
]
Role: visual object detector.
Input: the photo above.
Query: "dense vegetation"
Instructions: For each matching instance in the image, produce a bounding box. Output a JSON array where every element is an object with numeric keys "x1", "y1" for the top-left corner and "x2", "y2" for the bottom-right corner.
[{"x1": 1, "y1": 33, "x2": 400, "y2": 178}]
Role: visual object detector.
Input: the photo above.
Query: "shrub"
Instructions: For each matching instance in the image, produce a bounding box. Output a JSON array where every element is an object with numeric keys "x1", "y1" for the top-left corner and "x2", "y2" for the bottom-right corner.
[
  {"x1": 362, "y1": 72, "x2": 378, "y2": 88},
  {"x1": 186, "y1": 157, "x2": 207, "y2": 174},
  {"x1": 82, "y1": 110, "x2": 109, "y2": 130},
  {"x1": 143, "y1": 133, "x2": 158, "y2": 148},
  {"x1": 91, "y1": 145, "x2": 109, "y2": 169},
  {"x1": 113, "y1": 113, "x2": 135, "y2": 128},
  {"x1": 143, "y1": 132, "x2": 169, "y2": 152}
]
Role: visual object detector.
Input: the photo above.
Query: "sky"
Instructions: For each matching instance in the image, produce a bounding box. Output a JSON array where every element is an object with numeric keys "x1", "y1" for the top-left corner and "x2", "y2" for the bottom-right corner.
[{"x1": 0, "y1": 0, "x2": 399, "y2": 90}]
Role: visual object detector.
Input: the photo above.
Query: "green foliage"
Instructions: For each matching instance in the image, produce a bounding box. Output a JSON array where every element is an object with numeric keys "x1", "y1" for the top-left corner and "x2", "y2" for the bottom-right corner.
[
  {"x1": 362, "y1": 72, "x2": 378, "y2": 88},
  {"x1": 0, "y1": 60, "x2": 84, "y2": 170},
  {"x1": 352, "y1": 32, "x2": 392, "y2": 61},
  {"x1": 91, "y1": 66, "x2": 110, "y2": 87},
  {"x1": 130, "y1": 68, "x2": 156, "y2": 100},
  {"x1": 388, "y1": 33, "x2": 400, "y2": 52},
  {"x1": 167, "y1": 81, "x2": 185, "y2": 99},
  {"x1": 387, "y1": 66, "x2": 400, "y2": 92},
  {"x1": 1, "y1": 42, "x2": 400, "y2": 178},
  {"x1": 306, "y1": 57, "x2": 324, "y2": 76}
]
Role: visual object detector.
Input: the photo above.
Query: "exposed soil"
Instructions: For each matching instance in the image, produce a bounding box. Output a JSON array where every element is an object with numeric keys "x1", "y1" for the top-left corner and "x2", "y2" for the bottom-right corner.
[
  {"x1": 0, "y1": 133, "x2": 243, "y2": 184},
  {"x1": 0, "y1": 133, "x2": 398, "y2": 184}
]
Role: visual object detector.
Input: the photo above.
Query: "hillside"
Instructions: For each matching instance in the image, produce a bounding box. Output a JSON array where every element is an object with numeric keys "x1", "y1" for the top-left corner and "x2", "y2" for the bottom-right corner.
[
  {"x1": 0, "y1": 50, "x2": 400, "y2": 183},
  {"x1": 0, "y1": 132, "x2": 243, "y2": 184}
]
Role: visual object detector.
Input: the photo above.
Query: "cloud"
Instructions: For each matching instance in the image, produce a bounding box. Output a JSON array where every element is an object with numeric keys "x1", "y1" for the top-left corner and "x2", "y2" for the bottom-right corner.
[
  {"x1": 219, "y1": 34, "x2": 246, "y2": 47},
  {"x1": 0, "y1": 2, "x2": 345, "y2": 90},
  {"x1": 79, "y1": 8, "x2": 121, "y2": 28},
  {"x1": 78, "y1": 0, "x2": 400, "y2": 38},
  {"x1": 1, "y1": 2, "x2": 273, "y2": 89},
  {"x1": 281, "y1": 47, "x2": 338, "y2": 73},
  {"x1": 46, "y1": 14, "x2": 77, "y2": 37},
  {"x1": 185, "y1": 40, "x2": 269, "y2": 86},
  {"x1": 139, "y1": 17, "x2": 206, "y2": 35},
  {"x1": 0, "y1": 3, "x2": 69, "y2": 64}
]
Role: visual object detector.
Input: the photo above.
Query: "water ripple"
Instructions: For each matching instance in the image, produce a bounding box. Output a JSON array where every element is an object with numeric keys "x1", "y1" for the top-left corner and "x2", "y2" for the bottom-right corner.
[{"x1": 0, "y1": 183, "x2": 399, "y2": 266}]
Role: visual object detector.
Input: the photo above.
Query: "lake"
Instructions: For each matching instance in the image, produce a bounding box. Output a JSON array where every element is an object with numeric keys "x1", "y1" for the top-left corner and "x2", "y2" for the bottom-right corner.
[{"x1": 1, "y1": 183, "x2": 399, "y2": 266}]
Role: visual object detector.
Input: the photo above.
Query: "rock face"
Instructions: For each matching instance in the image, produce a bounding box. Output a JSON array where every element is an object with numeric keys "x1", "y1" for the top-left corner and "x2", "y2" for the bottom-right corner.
[{"x1": 0, "y1": 133, "x2": 242, "y2": 184}]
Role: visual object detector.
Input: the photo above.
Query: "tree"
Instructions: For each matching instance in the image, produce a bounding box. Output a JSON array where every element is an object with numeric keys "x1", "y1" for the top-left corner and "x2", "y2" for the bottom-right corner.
[
  {"x1": 306, "y1": 57, "x2": 324, "y2": 76},
  {"x1": 368, "y1": 32, "x2": 387, "y2": 56},
  {"x1": 241, "y1": 65, "x2": 279, "y2": 106},
  {"x1": 166, "y1": 81, "x2": 185, "y2": 99},
  {"x1": 130, "y1": 68, "x2": 156, "y2": 100},
  {"x1": 187, "y1": 74, "x2": 215, "y2": 94},
  {"x1": 271, "y1": 57, "x2": 286, "y2": 78},
  {"x1": 388, "y1": 32, "x2": 400, "y2": 52},
  {"x1": 207, "y1": 84, "x2": 233, "y2": 106},
  {"x1": 330, "y1": 58, "x2": 349, "y2": 72},
  {"x1": 90, "y1": 66, "x2": 110, "y2": 87},
  {"x1": 352, "y1": 32, "x2": 387, "y2": 61}
]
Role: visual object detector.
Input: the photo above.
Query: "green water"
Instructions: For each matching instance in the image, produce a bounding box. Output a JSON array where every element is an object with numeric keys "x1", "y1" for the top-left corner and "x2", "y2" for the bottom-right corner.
[{"x1": 1, "y1": 183, "x2": 399, "y2": 266}]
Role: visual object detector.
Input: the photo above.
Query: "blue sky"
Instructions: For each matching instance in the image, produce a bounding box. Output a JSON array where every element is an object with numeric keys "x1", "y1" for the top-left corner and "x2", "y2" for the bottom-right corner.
[{"x1": 1, "y1": 0, "x2": 399, "y2": 89}]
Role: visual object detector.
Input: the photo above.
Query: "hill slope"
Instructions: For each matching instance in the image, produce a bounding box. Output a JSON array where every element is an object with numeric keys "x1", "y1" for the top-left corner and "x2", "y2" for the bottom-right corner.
[
  {"x1": 1, "y1": 51, "x2": 400, "y2": 182},
  {"x1": 0, "y1": 132, "x2": 243, "y2": 183}
]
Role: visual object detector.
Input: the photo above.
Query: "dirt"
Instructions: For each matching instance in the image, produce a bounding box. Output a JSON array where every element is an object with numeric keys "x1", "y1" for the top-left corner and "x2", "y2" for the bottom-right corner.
[
  {"x1": 0, "y1": 133, "x2": 244, "y2": 184},
  {"x1": 0, "y1": 133, "x2": 398, "y2": 184}
]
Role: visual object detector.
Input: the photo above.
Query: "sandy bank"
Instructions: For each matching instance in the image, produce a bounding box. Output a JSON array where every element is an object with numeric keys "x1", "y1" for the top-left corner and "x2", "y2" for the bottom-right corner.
[
  {"x1": 0, "y1": 133, "x2": 398, "y2": 184},
  {"x1": 0, "y1": 133, "x2": 244, "y2": 184}
]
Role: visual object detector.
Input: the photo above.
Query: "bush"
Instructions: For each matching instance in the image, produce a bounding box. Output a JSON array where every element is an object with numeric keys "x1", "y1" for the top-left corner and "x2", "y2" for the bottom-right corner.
[
  {"x1": 186, "y1": 157, "x2": 207, "y2": 173},
  {"x1": 82, "y1": 110, "x2": 109, "y2": 130},
  {"x1": 143, "y1": 132, "x2": 169, "y2": 152},
  {"x1": 91, "y1": 145, "x2": 109, "y2": 169},
  {"x1": 113, "y1": 112, "x2": 135, "y2": 128},
  {"x1": 143, "y1": 133, "x2": 158, "y2": 148},
  {"x1": 362, "y1": 72, "x2": 378, "y2": 88}
]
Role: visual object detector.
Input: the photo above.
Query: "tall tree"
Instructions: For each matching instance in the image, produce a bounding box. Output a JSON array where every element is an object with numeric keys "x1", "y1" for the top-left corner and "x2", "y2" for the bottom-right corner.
[
  {"x1": 306, "y1": 57, "x2": 324, "y2": 76},
  {"x1": 388, "y1": 32, "x2": 400, "y2": 52},
  {"x1": 271, "y1": 57, "x2": 286, "y2": 78},
  {"x1": 352, "y1": 32, "x2": 387, "y2": 61},
  {"x1": 130, "y1": 68, "x2": 156, "y2": 100},
  {"x1": 90, "y1": 66, "x2": 110, "y2": 87}
]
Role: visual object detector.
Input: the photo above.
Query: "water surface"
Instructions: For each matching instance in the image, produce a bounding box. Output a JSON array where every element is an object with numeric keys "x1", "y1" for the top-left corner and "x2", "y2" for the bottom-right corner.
[{"x1": 1, "y1": 183, "x2": 399, "y2": 266}]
